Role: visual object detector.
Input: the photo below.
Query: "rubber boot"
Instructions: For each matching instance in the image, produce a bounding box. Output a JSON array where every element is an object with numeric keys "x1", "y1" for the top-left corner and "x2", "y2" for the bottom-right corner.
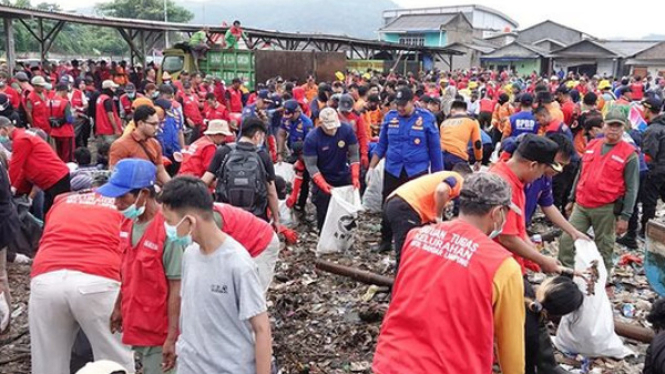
[{"x1": 537, "y1": 323, "x2": 571, "y2": 374}]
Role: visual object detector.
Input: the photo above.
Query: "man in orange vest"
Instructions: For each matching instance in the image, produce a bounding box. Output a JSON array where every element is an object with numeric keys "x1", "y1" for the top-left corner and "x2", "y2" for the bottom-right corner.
[
  {"x1": 559, "y1": 109, "x2": 639, "y2": 273},
  {"x1": 178, "y1": 120, "x2": 232, "y2": 177},
  {"x1": 383, "y1": 163, "x2": 472, "y2": 272},
  {"x1": 373, "y1": 172, "x2": 525, "y2": 374},
  {"x1": 98, "y1": 159, "x2": 185, "y2": 374}
]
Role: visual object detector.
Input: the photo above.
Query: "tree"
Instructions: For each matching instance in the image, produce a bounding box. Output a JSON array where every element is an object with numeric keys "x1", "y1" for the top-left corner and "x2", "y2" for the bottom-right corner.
[{"x1": 96, "y1": 0, "x2": 193, "y2": 23}]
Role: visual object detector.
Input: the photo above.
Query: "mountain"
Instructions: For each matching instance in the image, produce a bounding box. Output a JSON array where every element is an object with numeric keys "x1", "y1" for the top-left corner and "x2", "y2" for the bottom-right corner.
[{"x1": 176, "y1": 0, "x2": 399, "y2": 39}]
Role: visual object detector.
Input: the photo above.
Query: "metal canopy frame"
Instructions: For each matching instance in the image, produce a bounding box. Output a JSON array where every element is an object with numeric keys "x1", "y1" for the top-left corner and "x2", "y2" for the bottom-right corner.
[{"x1": 0, "y1": 3, "x2": 464, "y2": 71}]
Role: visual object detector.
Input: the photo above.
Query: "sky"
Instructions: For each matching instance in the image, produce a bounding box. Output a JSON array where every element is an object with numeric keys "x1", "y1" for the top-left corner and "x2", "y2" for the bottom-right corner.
[{"x1": 45, "y1": 0, "x2": 665, "y2": 39}]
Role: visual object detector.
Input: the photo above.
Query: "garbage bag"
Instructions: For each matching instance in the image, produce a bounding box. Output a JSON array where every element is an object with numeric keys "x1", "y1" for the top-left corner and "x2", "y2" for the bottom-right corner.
[
  {"x1": 316, "y1": 186, "x2": 363, "y2": 255},
  {"x1": 553, "y1": 239, "x2": 634, "y2": 358},
  {"x1": 279, "y1": 200, "x2": 296, "y2": 229},
  {"x1": 274, "y1": 162, "x2": 295, "y2": 187},
  {"x1": 7, "y1": 196, "x2": 43, "y2": 257},
  {"x1": 362, "y1": 159, "x2": 384, "y2": 213}
]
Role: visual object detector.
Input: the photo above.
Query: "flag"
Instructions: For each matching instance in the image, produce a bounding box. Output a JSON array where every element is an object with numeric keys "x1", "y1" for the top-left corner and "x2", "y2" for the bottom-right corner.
[{"x1": 629, "y1": 105, "x2": 647, "y2": 133}]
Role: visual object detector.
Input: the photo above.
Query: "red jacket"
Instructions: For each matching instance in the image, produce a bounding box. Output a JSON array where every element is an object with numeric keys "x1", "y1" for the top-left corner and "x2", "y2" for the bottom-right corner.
[
  {"x1": 178, "y1": 136, "x2": 217, "y2": 177},
  {"x1": 119, "y1": 212, "x2": 169, "y2": 346},
  {"x1": 182, "y1": 93, "x2": 204, "y2": 126},
  {"x1": 373, "y1": 220, "x2": 512, "y2": 374},
  {"x1": 27, "y1": 90, "x2": 51, "y2": 133},
  {"x1": 227, "y1": 87, "x2": 243, "y2": 113},
  {"x1": 204, "y1": 102, "x2": 230, "y2": 122},
  {"x1": 577, "y1": 139, "x2": 635, "y2": 208},
  {"x1": 0, "y1": 86, "x2": 21, "y2": 110},
  {"x1": 8, "y1": 128, "x2": 69, "y2": 191},
  {"x1": 48, "y1": 97, "x2": 75, "y2": 138},
  {"x1": 95, "y1": 94, "x2": 121, "y2": 136}
]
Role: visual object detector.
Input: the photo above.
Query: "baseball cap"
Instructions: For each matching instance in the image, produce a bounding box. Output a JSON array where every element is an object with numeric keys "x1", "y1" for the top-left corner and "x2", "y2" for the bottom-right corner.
[
  {"x1": 642, "y1": 97, "x2": 663, "y2": 113},
  {"x1": 283, "y1": 99, "x2": 300, "y2": 115},
  {"x1": 14, "y1": 72, "x2": 29, "y2": 82},
  {"x1": 395, "y1": 87, "x2": 414, "y2": 105},
  {"x1": 319, "y1": 107, "x2": 341, "y2": 130},
  {"x1": 459, "y1": 172, "x2": 522, "y2": 214},
  {"x1": 555, "y1": 86, "x2": 570, "y2": 95},
  {"x1": 257, "y1": 89, "x2": 272, "y2": 103},
  {"x1": 605, "y1": 108, "x2": 629, "y2": 127},
  {"x1": 31, "y1": 76, "x2": 47, "y2": 87},
  {"x1": 204, "y1": 119, "x2": 233, "y2": 136},
  {"x1": 124, "y1": 83, "x2": 136, "y2": 91},
  {"x1": 338, "y1": 94, "x2": 355, "y2": 112},
  {"x1": 516, "y1": 134, "x2": 562, "y2": 172},
  {"x1": 102, "y1": 80, "x2": 119, "y2": 89},
  {"x1": 132, "y1": 97, "x2": 154, "y2": 110},
  {"x1": 75, "y1": 360, "x2": 127, "y2": 374},
  {"x1": 55, "y1": 82, "x2": 69, "y2": 92},
  {"x1": 520, "y1": 93, "x2": 534, "y2": 106},
  {"x1": 96, "y1": 159, "x2": 156, "y2": 198}
]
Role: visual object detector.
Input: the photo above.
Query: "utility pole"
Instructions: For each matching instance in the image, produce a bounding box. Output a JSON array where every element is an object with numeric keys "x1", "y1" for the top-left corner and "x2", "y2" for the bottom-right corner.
[{"x1": 164, "y1": 0, "x2": 169, "y2": 48}]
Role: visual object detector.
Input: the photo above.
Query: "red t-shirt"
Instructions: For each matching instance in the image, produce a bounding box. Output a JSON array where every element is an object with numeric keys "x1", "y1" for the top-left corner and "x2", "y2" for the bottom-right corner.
[
  {"x1": 32, "y1": 192, "x2": 124, "y2": 281},
  {"x1": 213, "y1": 203, "x2": 273, "y2": 257},
  {"x1": 489, "y1": 160, "x2": 527, "y2": 273}
]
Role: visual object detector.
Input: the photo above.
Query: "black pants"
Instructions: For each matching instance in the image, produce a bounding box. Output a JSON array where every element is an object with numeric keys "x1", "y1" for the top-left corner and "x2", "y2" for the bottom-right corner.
[
  {"x1": 380, "y1": 169, "x2": 427, "y2": 246},
  {"x1": 552, "y1": 160, "x2": 579, "y2": 214},
  {"x1": 478, "y1": 111, "x2": 492, "y2": 130},
  {"x1": 312, "y1": 176, "x2": 350, "y2": 232},
  {"x1": 628, "y1": 172, "x2": 646, "y2": 237},
  {"x1": 297, "y1": 169, "x2": 310, "y2": 211},
  {"x1": 384, "y1": 196, "x2": 422, "y2": 273},
  {"x1": 44, "y1": 174, "x2": 71, "y2": 214},
  {"x1": 524, "y1": 277, "x2": 541, "y2": 374},
  {"x1": 74, "y1": 117, "x2": 91, "y2": 149},
  {"x1": 641, "y1": 171, "x2": 665, "y2": 236}
]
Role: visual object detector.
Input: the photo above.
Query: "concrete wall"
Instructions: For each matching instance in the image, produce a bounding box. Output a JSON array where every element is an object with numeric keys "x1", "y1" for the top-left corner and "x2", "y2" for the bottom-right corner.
[
  {"x1": 382, "y1": 33, "x2": 399, "y2": 43},
  {"x1": 444, "y1": 14, "x2": 473, "y2": 45},
  {"x1": 447, "y1": 47, "x2": 481, "y2": 71},
  {"x1": 553, "y1": 58, "x2": 618, "y2": 76},
  {"x1": 518, "y1": 21, "x2": 582, "y2": 46},
  {"x1": 381, "y1": 32, "x2": 446, "y2": 47},
  {"x1": 482, "y1": 58, "x2": 540, "y2": 77}
]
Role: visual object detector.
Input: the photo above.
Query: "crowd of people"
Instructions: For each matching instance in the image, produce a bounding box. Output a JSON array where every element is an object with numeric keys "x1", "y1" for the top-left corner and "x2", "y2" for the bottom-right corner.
[{"x1": 1, "y1": 57, "x2": 665, "y2": 374}]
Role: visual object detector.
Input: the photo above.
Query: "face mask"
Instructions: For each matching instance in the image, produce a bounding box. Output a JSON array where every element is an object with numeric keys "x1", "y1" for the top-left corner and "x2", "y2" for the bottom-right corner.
[
  {"x1": 127, "y1": 92, "x2": 136, "y2": 99},
  {"x1": 152, "y1": 92, "x2": 159, "y2": 99},
  {"x1": 488, "y1": 208, "x2": 506, "y2": 240},
  {"x1": 44, "y1": 83, "x2": 53, "y2": 91},
  {"x1": 120, "y1": 191, "x2": 145, "y2": 220},
  {"x1": 164, "y1": 216, "x2": 193, "y2": 246},
  {"x1": 0, "y1": 135, "x2": 8, "y2": 143}
]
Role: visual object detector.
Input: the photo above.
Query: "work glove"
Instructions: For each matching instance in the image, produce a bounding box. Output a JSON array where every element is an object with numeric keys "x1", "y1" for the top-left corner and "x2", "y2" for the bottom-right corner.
[
  {"x1": 286, "y1": 174, "x2": 303, "y2": 209},
  {"x1": 361, "y1": 154, "x2": 369, "y2": 170},
  {"x1": 312, "y1": 173, "x2": 332, "y2": 195},
  {"x1": 351, "y1": 163, "x2": 360, "y2": 190}
]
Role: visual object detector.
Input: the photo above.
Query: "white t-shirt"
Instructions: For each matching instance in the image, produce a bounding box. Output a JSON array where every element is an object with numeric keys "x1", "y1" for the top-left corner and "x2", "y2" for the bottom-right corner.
[{"x1": 176, "y1": 236, "x2": 267, "y2": 374}]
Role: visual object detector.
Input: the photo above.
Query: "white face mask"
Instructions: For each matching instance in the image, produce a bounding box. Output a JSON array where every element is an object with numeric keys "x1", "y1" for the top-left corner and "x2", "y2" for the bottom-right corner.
[{"x1": 488, "y1": 207, "x2": 507, "y2": 240}]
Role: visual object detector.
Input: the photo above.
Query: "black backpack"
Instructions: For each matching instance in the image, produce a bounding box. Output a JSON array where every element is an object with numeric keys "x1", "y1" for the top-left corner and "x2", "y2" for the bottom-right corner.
[{"x1": 215, "y1": 144, "x2": 268, "y2": 217}]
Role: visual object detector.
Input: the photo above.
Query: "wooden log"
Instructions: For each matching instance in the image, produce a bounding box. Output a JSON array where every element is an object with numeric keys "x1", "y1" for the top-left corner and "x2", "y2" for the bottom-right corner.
[{"x1": 315, "y1": 260, "x2": 655, "y2": 343}]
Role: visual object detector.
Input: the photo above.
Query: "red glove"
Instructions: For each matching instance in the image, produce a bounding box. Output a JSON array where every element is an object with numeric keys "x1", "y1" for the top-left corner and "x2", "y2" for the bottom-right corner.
[
  {"x1": 351, "y1": 163, "x2": 360, "y2": 190},
  {"x1": 278, "y1": 225, "x2": 298, "y2": 244},
  {"x1": 619, "y1": 254, "x2": 643, "y2": 266},
  {"x1": 312, "y1": 173, "x2": 332, "y2": 194},
  {"x1": 286, "y1": 174, "x2": 303, "y2": 208},
  {"x1": 360, "y1": 154, "x2": 369, "y2": 170},
  {"x1": 267, "y1": 135, "x2": 277, "y2": 163},
  {"x1": 523, "y1": 259, "x2": 542, "y2": 273}
]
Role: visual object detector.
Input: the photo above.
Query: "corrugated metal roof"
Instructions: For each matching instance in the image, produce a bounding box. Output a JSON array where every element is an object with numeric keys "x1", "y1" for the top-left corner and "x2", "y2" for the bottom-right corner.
[
  {"x1": 379, "y1": 13, "x2": 464, "y2": 32},
  {"x1": 481, "y1": 41, "x2": 550, "y2": 59},
  {"x1": 598, "y1": 41, "x2": 660, "y2": 57}
]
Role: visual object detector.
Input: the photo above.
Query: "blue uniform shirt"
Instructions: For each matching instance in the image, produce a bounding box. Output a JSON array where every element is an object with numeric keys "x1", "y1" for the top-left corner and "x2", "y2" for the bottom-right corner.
[
  {"x1": 524, "y1": 176, "x2": 554, "y2": 225},
  {"x1": 281, "y1": 114, "x2": 314, "y2": 148},
  {"x1": 242, "y1": 103, "x2": 258, "y2": 120},
  {"x1": 156, "y1": 112, "x2": 182, "y2": 158},
  {"x1": 374, "y1": 108, "x2": 443, "y2": 178},
  {"x1": 509, "y1": 111, "x2": 540, "y2": 137},
  {"x1": 304, "y1": 124, "x2": 358, "y2": 185}
]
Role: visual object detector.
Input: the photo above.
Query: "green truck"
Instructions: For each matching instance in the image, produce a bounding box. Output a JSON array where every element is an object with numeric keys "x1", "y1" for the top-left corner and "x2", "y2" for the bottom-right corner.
[{"x1": 159, "y1": 46, "x2": 347, "y2": 90}]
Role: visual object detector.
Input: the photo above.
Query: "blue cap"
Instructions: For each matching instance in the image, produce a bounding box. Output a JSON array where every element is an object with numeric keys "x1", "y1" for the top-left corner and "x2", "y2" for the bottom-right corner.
[
  {"x1": 283, "y1": 99, "x2": 300, "y2": 114},
  {"x1": 96, "y1": 159, "x2": 156, "y2": 198},
  {"x1": 257, "y1": 90, "x2": 272, "y2": 102}
]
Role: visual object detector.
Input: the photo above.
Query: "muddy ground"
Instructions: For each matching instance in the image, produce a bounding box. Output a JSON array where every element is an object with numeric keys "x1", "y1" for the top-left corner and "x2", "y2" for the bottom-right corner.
[{"x1": 0, "y1": 211, "x2": 654, "y2": 373}]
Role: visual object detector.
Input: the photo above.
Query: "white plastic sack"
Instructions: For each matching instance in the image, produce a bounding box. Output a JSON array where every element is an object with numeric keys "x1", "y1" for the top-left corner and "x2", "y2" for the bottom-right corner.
[
  {"x1": 553, "y1": 240, "x2": 634, "y2": 358},
  {"x1": 278, "y1": 200, "x2": 296, "y2": 229},
  {"x1": 274, "y1": 162, "x2": 295, "y2": 186},
  {"x1": 362, "y1": 159, "x2": 384, "y2": 213},
  {"x1": 316, "y1": 186, "x2": 364, "y2": 255}
]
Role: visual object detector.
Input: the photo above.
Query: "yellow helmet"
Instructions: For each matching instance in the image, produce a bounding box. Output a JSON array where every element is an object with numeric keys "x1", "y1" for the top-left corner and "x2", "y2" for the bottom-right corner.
[
  {"x1": 566, "y1": 80, "x2": 577, "y2": 89},
  {"x1": 469, "y1": 81, "x2": 478, "y2": 89},
  {"x1": 598, "y1": 80, "x2": 611, "y2": 90},
  {"x1": 335, "y1": 71, "x2": 345, "y2": 81},
  {"x1": 362, "y1": 73, "x2": 371, "y2": 80}
]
